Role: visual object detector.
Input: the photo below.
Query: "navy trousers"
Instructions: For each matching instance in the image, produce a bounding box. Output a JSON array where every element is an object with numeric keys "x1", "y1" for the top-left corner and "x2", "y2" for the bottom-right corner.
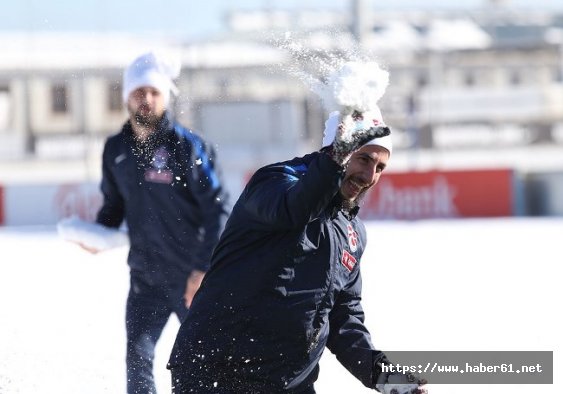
[
  {"x1": 126, "y1": 272, "x2": 188, "y2": 394},
  {"x1": 169, "y1": 365, "x2": 317, "y2": 394}
]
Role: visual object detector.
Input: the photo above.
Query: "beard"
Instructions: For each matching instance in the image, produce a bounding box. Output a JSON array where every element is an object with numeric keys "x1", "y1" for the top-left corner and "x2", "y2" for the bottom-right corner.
[
  {"x1": 341, "y1": 186, "x2": 370, "y2": 211},
  {"x1": 340, "y1": 173, "x2": 375, "y2": 211},
  {"x1": 132, "y1": 111, "x2": 161, "y2": 129},
  {"x1": 128, "y1": 102, "x2": 163, "y2": 130}
]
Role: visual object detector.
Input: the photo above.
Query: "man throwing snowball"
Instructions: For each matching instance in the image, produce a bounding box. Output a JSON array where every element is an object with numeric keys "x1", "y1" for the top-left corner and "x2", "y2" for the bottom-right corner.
[{"x1": 168, "y1": 105, "x2": 427, "y2": 394}]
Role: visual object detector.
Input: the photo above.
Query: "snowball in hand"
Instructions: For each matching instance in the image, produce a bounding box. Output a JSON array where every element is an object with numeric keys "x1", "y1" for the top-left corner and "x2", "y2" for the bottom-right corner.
[
  {"x1": 326, "y1": 61, "x2": 389, "y2": 113},
  {"x1": 57, "y1": 216, "x2": 129, "y2": 251}
]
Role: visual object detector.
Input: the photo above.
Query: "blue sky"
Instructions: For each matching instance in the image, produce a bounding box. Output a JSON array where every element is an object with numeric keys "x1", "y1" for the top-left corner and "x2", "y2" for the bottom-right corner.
[{"x1": 2, "y1": 0, "x2": 562, "y2": 40}]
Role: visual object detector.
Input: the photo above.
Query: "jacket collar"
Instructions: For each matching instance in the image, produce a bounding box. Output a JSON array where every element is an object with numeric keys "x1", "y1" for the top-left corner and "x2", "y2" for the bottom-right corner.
[{"x1": 327, "y1": 194, "x2": 360, "y2": 220}]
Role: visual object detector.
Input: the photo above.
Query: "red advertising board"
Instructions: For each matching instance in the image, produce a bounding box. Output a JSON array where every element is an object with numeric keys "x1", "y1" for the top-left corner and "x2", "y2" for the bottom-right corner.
[
  {"x1": 53, "y1": 184, "x2": 103, "y2": 222},
  {"x1": 361, "y1": 169, "x2": 515, "y2": 220}
]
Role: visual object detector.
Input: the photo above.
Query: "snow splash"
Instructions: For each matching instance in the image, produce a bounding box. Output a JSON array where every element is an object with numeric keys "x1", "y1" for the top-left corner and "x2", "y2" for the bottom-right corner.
[
  {"x1": 274, "y1": 32, "x2": 389, "y2": 113},
  {"x1": 323, "y1": 61, "x2": 389, "y2": 114},
  {"x1": 273, "y1": 32, "x2": 390, "y2": 145}
]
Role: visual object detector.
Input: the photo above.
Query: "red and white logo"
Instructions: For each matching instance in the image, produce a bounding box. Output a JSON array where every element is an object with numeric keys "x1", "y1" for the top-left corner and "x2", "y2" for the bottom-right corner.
[
  {"x1": 347, "y1": 224, "x2": 358, "y2": 252},
  {"x1": 341, "y1": 250, "x2": 357, "y2": 272}
]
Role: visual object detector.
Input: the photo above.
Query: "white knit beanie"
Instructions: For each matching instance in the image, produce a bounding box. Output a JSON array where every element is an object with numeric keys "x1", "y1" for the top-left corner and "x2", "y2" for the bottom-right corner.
[
  {"x1": 321, "y1": 106, "x2": 393, "y2": 154},
  {"x1": 122, "y1": 51, "x2": 181, "y2": 105}
]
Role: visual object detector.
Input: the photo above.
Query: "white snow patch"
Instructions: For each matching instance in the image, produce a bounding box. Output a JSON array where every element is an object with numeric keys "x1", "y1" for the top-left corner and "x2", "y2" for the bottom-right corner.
[{"x1": 1, "y1": 219, "x2": 562, "y2": 393}]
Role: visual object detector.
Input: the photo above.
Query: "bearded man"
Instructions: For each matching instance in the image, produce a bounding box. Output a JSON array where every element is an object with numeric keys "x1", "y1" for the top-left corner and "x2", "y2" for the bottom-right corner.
[
  {"x1": 77, "y1": 51, "x2": 230, "y2": 394},
  {"x1": 168, "y1": 108, "x2": 427, "y2": 394}
]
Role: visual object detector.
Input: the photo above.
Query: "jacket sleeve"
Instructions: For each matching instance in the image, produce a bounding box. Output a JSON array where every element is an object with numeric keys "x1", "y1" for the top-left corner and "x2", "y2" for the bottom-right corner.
[
  {"x1": 326, "y1": 268, "x2": 385, "y2": 389},
  {"x1": 96, "y1": 140, "x2": 125, "y2": 228},
  {"x1": 242, "y1": 153, "x2": 344, "y2": 230},
  {"x1": 184, "y1": 136, "x2": 230, "y2": 271}
]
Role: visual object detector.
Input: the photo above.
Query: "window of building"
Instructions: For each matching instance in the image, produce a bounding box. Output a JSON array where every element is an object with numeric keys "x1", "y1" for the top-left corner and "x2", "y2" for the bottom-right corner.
[
  {"x1": 51, "y1": 84, "x2": 69, "y2": 113},
  {"x1": 509, "y1": 70, "x2": 521, "y2": 86},
  {"x1": 554, "y1": 67, "x2": 563, "y2": 83},
  {"x1": 108, "y1": 81, "x2": 123, "y2": 112},
  {"x1": 417, "y1": 74, "x2": 428, "y2": 88},
  {"x1": 0, "y1": 86, "x2": 11, "y2": 131},
  {"x1": 464, "y1": 72, "x2": 475, "y2": 86}
]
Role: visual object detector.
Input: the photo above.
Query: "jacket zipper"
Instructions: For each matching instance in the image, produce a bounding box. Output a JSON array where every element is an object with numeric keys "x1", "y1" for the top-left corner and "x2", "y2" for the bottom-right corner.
[{"x1": 307, "y1": 213, "x2": 338, "y2": 353}]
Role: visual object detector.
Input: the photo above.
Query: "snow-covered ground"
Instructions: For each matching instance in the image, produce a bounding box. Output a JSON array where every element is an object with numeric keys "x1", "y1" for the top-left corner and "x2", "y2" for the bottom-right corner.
[{"x1": 0, "y1": 218, "x2": 561, "y2": 394}]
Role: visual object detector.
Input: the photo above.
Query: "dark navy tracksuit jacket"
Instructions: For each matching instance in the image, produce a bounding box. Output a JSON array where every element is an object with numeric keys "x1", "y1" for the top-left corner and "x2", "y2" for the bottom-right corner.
[
  {"x1": 96, "y1": 114, "x2": 230, "y2": 284},
  {"x1": 169, "y1": 151, "x2": 384, "y2": 393}
]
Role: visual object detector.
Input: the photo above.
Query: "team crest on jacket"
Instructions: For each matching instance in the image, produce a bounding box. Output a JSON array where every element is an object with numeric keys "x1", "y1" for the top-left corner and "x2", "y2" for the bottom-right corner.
[
  {"x1": 145, "y1": 146, "x2": 173, "y2": 184},
  {"x1": 153, "y1": 147, "x2": 169, "y2": 170},
  {"x1": 347, "y1": 224, "x2": 358, "y2": 252},
  {"x1": 341, "y1": 250, "x2": 357, "y2": 272}
]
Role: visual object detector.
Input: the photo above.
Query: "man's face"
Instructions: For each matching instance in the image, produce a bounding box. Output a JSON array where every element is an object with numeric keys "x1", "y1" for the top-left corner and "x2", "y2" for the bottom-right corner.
[
  {"x1": 340, "y1": 144, "x2": 390, "y2": 203},
  {"x1": 127, "y1": 86, "x2": 166, "y2": 129}
]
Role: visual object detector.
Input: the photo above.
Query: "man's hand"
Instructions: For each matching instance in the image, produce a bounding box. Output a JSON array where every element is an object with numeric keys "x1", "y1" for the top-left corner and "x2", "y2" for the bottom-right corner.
[
  {"x1": 184, "y1": 269, "x2": 206, "y2": 308},
  {"x1": 375, "y1": 359, "x2": 428, "y2": 394},
  {"x1": 74, "y1": 241, "x2": 100, "y2": 254},
  {"x1": 326, "y1": 109, "x2": 390, "y2": 166},
  {"x1": 376, "y1": 373, "x2": 428, "y2": 394}
]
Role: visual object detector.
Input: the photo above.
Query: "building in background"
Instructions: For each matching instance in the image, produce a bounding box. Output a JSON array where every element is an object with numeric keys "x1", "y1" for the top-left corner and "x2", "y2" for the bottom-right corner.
[{"x1": 1, "y1": 1, "x2": 563, "y2": 220}]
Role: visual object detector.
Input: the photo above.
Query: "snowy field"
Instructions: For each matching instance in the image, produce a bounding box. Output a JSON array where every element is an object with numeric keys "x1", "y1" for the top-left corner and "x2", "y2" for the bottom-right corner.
[{"x1": 0, "y1": 218, "x2": 561, "y2": 394}]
